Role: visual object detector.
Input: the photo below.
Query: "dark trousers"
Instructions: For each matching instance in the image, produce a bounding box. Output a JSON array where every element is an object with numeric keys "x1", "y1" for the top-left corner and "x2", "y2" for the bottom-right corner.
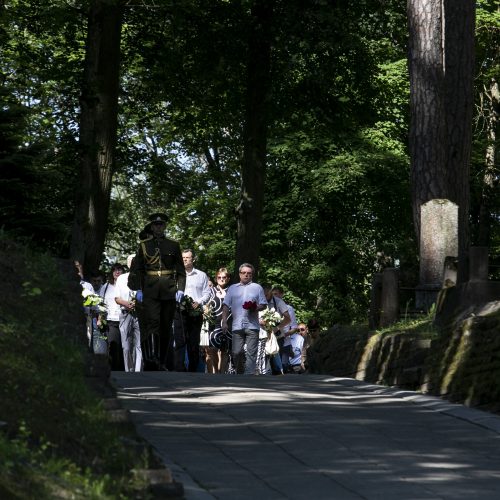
[
  {"x1": 107, "y1": 320, "x2": 124, "y2": 371},
  {"x1": 143, "y1": 296, "x2": 176, "y2": 368},
  {"x1": 173, "y1": 309, "x2": 203, "y2": 372}
]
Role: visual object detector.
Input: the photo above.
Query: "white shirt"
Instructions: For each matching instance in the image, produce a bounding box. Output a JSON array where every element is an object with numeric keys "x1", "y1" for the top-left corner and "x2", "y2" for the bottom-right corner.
[
  {"x1": 80, "y1": 280, "x2": 94, "y2": 293},
  {"x1": 282, "y1": 304, "x2": 298, "y2": 342},
  {"x1": 99, "y1": 282, "x2": 121, "y2": 321},
  {"x1": 115, "y1": 273, "x2": 134, "y2": 302},
  {"x1": 288, "y1": 333, "x2": 304, "y2": 366},
  {"x1": 267, "y1": 295, "x2": 288, "y2": 317},
  {"x1": 184, "y1": 267, "x2": 211, "y2": 305}
]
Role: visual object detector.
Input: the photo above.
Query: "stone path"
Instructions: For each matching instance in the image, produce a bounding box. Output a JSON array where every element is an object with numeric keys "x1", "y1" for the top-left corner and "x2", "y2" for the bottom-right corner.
[{"x1": 111, "y1": 372, "x2": 500, "y2": 500}]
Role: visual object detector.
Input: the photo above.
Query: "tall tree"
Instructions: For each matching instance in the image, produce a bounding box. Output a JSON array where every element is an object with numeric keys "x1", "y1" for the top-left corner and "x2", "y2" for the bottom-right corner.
[
  {"x1": 407, "y1": 0, "x2": 475, "y2": 281},
  {"x1": 234, "y1": 0, "x2": 273, "y2": 275},
  {"x1": 472, "y1": 1, "x2": 500, "y2": 248},
  {"x1": 71, "y1": 0, "x2": 123, "y2": 275},
  {"x1": 0, "y1": 1, "x2": 85, "y2": 254}
]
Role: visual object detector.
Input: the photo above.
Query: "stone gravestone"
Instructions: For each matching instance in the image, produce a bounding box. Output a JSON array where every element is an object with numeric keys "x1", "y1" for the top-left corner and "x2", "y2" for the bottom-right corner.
[
  {"x1": 416, "y1": 199, "x2": 458, "y2": 311},
  {"x1": 380, "y1": 268, "x2": 399, "y2": 328}
]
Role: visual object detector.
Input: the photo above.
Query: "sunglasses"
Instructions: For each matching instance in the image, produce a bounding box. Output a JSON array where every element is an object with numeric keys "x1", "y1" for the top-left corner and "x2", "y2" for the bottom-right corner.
[
  {"x1": 217, "y1": 276, "x2": 229, "y2": 280},
  {"x1": 299, "y1": 328, "x2": 307, "y2": 331}
]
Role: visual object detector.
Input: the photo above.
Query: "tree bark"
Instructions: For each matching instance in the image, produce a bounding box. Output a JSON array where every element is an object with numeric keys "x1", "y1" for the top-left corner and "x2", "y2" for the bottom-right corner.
[
  {"x1": 407, "y1": 0, "x2": 475, "y2": 282},
  {"x1": 70, "y1": 0, "x2": 123, "y2": 276},
  {"x1": 443, "y1": 0, "x2": 475, "y2": 281},
  {"x1": 234, "y1": 0, "x2": 273, "y2": 276}
]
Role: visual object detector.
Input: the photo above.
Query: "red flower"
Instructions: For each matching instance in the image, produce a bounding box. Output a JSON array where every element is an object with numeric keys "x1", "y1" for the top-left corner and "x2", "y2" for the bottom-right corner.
[{"x1": 242, "y1": 300, "x2": 257, "y2": 311}]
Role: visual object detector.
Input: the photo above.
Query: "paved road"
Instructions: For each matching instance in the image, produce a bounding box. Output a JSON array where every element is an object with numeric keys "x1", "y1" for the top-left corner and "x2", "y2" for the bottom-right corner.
[{"x1": 112, "y1": 372, "x2": 500, "y2": 500}]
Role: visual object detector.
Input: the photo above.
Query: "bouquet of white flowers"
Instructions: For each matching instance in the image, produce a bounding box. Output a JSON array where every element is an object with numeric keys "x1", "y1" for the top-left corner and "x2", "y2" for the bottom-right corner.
[
  {"x1": 82, "y1": 288, "x2": 107, "y2": 331},
  {"x1": 82, "y1": 288, "x2": 106, "y2": 311},
  {"x1": 259, "y1": 307, "x2": 282, "y2": 334}
]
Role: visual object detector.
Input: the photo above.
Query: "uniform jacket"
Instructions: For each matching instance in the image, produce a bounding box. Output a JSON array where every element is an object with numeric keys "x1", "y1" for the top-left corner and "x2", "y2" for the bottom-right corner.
[{"x1": 129, "y1": 234, "x2": 186, "y2": 300}]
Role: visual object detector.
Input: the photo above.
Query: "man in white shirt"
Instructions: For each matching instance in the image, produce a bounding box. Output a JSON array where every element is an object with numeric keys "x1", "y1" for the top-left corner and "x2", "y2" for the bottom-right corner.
[
  {"x1": 115, "y1": 254, "x2": 142, "y2": 372},
  {"x1": 173, "y1": 249, "x2": 211, "y2": 371}
]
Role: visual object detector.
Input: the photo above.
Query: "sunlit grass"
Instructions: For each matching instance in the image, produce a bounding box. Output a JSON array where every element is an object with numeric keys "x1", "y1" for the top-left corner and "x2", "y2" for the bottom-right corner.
[{"x1": 376, "y1": 307, "x2": 438, "y2": 339}]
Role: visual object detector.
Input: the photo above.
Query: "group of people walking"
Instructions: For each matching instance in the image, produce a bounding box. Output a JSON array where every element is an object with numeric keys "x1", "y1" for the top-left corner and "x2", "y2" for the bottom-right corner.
[{"x1": 80, "y1": 212, "x2": 319, "y2": 375}]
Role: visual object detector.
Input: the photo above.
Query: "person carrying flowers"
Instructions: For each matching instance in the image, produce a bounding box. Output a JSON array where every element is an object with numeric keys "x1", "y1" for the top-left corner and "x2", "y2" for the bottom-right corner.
[{"x1": 221, "y1": 263, "x2": 267, "y2": 375}]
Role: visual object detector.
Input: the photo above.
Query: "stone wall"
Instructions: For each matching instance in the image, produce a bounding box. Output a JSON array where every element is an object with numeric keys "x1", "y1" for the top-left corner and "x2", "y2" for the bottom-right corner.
[
  {"x1": 307, "y1": 302, "x2": 500, "y2": 412},
  {"x1": 423, "y1": 306, "x2": 500, "y2": 409}
]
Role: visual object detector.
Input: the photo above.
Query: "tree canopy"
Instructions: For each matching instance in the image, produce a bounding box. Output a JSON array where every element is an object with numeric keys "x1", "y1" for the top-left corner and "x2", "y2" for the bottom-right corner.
[{"x1": 1, "y1": 0, "x2": 497, "y2": 325}]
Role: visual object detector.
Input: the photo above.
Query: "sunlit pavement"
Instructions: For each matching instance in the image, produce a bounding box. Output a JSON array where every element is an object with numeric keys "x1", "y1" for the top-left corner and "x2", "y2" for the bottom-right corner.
[{"x1": 111, "y1": 372, "x2": 500, "y2": 500}]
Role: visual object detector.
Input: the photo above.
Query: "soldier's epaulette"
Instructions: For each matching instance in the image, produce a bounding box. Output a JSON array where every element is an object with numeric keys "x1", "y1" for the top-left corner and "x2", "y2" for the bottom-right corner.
[{"x1": 140, "y1": 234, "x2": 154, "y2": 243}]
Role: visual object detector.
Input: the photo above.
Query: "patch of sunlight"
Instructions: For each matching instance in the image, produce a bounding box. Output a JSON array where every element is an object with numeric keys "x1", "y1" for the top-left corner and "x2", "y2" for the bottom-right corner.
[
  {"x1": 417, "y1": 462, "x2": 471, "y2": 470},
  {"x1": 414, "y1": 472, "x2": 466, "y2": 482}
]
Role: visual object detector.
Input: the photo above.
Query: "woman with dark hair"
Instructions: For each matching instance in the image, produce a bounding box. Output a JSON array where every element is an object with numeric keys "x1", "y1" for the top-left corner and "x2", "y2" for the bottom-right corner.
[
  {"x1": 202, "y1": 267, "x2": 233, "y2": 374},
  {"x1": 99, "y1": 263, "x2": 125, "y2": 370}
]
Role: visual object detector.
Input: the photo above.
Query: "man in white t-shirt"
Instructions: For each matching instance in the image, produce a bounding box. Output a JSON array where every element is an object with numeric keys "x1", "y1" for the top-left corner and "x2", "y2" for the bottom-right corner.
[{"x1": 115, "y1": 255, "x2": 142, "y2": 372}]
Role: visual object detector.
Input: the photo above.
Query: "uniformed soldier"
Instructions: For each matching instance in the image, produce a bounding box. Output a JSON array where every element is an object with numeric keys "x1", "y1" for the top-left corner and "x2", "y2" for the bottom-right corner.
[{"x1": 129, "y1": 212, "x2": 186, "y2": 370}]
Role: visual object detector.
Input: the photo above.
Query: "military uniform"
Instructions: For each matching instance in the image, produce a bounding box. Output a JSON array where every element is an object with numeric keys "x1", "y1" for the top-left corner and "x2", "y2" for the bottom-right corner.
[{"x1": 130, "y1": 214, "x2": 186, "y2": 369}]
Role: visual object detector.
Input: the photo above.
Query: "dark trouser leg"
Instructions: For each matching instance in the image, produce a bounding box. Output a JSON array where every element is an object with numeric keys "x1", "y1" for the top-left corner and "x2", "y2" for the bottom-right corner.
[
  {"x1": 136, "y1": 303, "x2": 156, "y2": 369},
  {"x1": 231, "y1": 330, "x2": 246, "y2": 374},
  {"x1": 173, "y1": 307, "x2": 187, "y2": 371},
  {"x1": 107, "y1": 321, "x2": 123, "y2": 370},
  {"x1": 143, "y1": 296, "x2": 161, "y2": 369},
  {"x1": 244, "y1": 329, "x2": 260, "y2": 375},
  {"x1": 186, "y1": 315, "x2": 203, "y2": 372},
  {"x1": 159, "y1": 299, "x2": 175, "y2": 369}
]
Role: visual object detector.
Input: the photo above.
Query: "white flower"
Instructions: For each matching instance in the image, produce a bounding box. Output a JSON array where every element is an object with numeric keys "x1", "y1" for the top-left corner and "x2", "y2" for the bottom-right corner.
[
  {"x1": 260, "y1": 307, "x2": 282, "y2": 331},
  {"x1": 81, "y1": 288, "x2": 92, "y2": 298}
]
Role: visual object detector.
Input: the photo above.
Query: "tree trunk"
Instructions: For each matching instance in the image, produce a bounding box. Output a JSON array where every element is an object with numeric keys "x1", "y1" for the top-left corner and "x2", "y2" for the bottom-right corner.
[
  {"x1": 407, "y1": 0, "x2": 475, "y2": 283},
  {"x1": 234, "y1": 0, "x2": 273, "y2": 276},
  {"x1": 408, "y1": 0, "x2": 448, "y2": 233},
  {"x1": 443, "y1": 0, "x2": 475, "y2": 281},
  {"x1": 70, "y1": 0, "x2": 123, "y2": 276}
]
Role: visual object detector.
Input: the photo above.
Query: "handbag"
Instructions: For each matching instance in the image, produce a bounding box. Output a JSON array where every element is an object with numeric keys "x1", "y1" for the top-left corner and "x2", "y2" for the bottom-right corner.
[{"x1": 265, "y1": 332, "x2": 279, "y2": 356}]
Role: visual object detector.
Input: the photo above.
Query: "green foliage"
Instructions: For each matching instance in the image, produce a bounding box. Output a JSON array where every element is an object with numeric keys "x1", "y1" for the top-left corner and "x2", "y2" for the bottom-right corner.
[
  {"x1": 0, "y1": 236, "x2": 148, "y2": 498},
  {"x1": 107, "y1": 0, "x2": 415, "y2": 326},
  {"x1": 376, "y1": 311, "x2": 438, "y2": 339},
  {"x1": 0, "y1": 0, "x2": 85, "y2": 256},
  {"x1": 3, "y1": 0, "x2": 491, "y2": 330},
  {"x1": 470, "y1": 0, "x2": 500, "y2": 251}
]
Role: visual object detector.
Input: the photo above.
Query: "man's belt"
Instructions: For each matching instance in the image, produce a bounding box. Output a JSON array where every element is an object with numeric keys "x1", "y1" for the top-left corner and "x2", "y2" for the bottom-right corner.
[{"x1": 146, "y1": 270, "x2": 174, "y2": 276}]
